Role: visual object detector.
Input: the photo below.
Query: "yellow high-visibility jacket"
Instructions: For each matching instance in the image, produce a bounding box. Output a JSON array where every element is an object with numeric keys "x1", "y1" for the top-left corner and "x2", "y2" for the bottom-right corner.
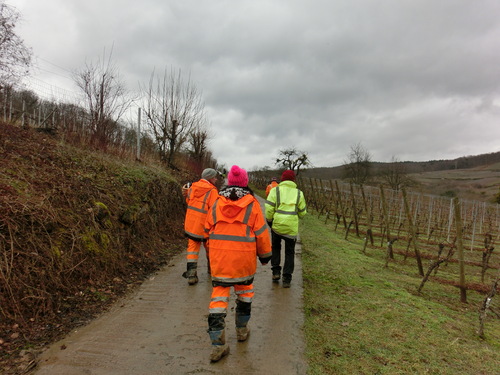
[{"x1": 265, "y1": 180, "x2": 307, "y2": 238}]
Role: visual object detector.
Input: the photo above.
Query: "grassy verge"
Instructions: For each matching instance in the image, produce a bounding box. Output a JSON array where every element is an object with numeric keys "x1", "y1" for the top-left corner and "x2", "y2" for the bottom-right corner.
[{"x1": 300, "y1": 214, "x2": 499, "y2": 375}]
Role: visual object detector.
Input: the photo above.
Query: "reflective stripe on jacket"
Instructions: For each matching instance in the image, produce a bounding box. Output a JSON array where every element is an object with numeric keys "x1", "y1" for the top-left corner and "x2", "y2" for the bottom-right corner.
[
  {"x1": 184, "y1": 179, "x2": 218, "y2": 240},
  {"x1": 265, "y1": 180, "x2": 307, "y2": 238},
  {"x1": 204, "y1": 194, "x2": 272, "y2": 286}
]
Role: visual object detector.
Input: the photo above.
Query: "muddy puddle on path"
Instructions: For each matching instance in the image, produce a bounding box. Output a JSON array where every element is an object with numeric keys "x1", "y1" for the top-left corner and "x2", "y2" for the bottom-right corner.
[{"x1": 33, "y1": 202, "x2": 307, "y2": 375}]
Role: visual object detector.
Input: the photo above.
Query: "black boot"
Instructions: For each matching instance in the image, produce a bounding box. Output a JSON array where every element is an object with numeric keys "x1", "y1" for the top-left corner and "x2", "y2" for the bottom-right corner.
[
  {"x1": 282, "y1": 274, "x2": 292, "y2": 288},
  {"x1": 272, "y1": 266, "x2": 281, "y2": 282},
  {"x1": 182, "y1": 263, "x2": 198, "y2": 285}
]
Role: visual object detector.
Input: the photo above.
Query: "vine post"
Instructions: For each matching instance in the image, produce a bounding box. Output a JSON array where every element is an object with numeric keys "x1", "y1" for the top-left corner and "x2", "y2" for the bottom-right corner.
[
  {"x1": 349, "y1": 182, "x2": 360, "y2": 237},
  {"x1": 335, "y1": 180, "x2": 347, "y2": 229},
  {"x1": 452, "y1": 197, "x2": 467, "y2": 303},
  {"x1": 379, "y1": 186, "x2": 393, "y2": 260},
  {"x1": 402, "y1": 188, "x2": 424, "y2": 276}
]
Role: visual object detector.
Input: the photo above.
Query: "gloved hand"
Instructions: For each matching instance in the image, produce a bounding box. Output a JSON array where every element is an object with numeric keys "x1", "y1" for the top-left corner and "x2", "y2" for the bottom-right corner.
[{"x1": 266, "y1": 220, "x2": 273, "y2": 227}]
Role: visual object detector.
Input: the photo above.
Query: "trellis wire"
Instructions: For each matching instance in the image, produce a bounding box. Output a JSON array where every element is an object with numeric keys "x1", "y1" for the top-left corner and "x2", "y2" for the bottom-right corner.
[{"x1": 296, "y1": 177, "x2": 499, "y2": 286}]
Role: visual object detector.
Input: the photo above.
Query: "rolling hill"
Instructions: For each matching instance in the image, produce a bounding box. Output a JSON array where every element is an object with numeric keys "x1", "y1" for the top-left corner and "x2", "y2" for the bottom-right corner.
[{"x1": 300, "y1": 151, "x2": 500, "y2": 203}]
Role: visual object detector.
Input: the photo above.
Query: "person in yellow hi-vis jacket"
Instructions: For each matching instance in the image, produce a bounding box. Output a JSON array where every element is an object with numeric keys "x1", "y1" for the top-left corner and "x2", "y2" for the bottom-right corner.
[
  {"x1": 265, "y1": 169, "x2": 307, "y2": 288},
  {"x1": 182, "y1": 168, "x2": 219, "y2": 285},
  {"x1": 204, "y1": 165, "x2": 271, "y2": 362}
]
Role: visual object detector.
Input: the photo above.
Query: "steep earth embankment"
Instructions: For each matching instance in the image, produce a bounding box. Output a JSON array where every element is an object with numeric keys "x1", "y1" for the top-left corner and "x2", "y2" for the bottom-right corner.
[{"x1": 0, "y1": 123, "x2": 187, "y2": 374}]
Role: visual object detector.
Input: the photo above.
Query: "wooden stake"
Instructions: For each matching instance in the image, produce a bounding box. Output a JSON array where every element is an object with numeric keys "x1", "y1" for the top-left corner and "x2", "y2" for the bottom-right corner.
[
  {"x1": 379, "y1": 186, "x2": 393, "y2": 259},
  {"x1": 452, "y1": 197, "x2": 467, "y2": 303},
  {"x1": 403, "y1": 188, "x2": 424, "y2": 276}
]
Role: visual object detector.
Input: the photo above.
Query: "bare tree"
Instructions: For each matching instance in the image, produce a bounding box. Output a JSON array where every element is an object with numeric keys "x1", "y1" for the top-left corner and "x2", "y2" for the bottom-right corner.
[
  {"x1": 187, "y1": 125, "x2": 211, "y2": 165},
  {"x1": 379, "y1": 156, "x2": 415, "y2": 191},
  {"x1": 0, "y1": 3, "x2": 32, "y2": 84},
  {"x1": 142, "y1": 67, "x2": 207, "y2": 168},
  {"x1": 73, "y1": 47, "x2": 131, "y2": 148},
  {"x1": 275, "y1": 147, "x2": 311, "y2": 176},
  {"x1": 343, "y1": 142, "x2": 372, "y2": 186}
]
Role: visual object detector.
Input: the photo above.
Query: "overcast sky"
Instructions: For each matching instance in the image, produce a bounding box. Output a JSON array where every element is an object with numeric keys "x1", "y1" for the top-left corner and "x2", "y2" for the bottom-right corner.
[{"x1": 7, "y1": 0, "x2": 500, "y2": 170}]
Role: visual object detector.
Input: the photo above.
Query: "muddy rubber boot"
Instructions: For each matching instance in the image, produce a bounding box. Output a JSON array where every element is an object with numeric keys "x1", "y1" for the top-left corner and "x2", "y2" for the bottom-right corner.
[
  {"x1": 236, "y1": 326, "x2": 249, "y2": 342},
  {"x1": 208, "y1": 330, "x2": 229, "y2": 362},
  {"x1": 235, "y1": 301, "x2": 251, "y2": 342},
  {"x1": 182, "y1": 263, "x2": 198, "y2": 285},
  {"x1": 188, "y1": 269, "x2": 198, "y2": 285},
  {"x1": 235, "y1": 313, "x2": 250, "y2": 341}
]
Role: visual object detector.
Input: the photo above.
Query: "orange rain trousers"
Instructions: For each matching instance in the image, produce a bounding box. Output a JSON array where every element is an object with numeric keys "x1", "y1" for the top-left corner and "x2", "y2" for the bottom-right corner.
[
  {"x1": 186, "y1": 239, "x2": 209, "y2": 265},
  {"x1": 209, "y1": 284, "x2": 254, "y2": 315}
]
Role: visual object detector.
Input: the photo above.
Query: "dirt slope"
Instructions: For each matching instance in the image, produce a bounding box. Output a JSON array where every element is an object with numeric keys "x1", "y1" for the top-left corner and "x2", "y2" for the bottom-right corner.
[
  {"x1": 0, "y1": 122, "x2": 187, "y2": 373},
  {"x1": 31, "y1": 198, "x2": 307, "y2": 375}
]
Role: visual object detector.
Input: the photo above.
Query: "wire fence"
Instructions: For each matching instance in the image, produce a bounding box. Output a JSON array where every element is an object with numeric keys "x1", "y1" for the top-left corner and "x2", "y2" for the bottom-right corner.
[
  {"x1": 1, "y1": 75, "x2": 216, "y2": 183},
  {"x1": 301, "y1": 177, "x2": 499, "y2": 288},
  {"x1": 21, "y1": 76, "x2": 84, "y2": 105},
  {"x1": 0, "y1": 77, "x2": 150, "y2": 161}
]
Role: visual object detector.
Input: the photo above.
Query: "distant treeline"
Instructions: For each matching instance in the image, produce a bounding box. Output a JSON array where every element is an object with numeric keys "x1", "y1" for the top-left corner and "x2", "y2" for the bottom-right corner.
[{"x1": 302, "y1": 151, "x2": 500, "y2": 180}]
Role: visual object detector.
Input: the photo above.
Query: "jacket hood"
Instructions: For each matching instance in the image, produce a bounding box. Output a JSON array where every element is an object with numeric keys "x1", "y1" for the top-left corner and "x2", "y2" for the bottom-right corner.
[
  {"x1": 192, "y1": 179, "x2": 216, "y2": 198},
  {"x1": 218, "y1": 193, "x2": 254, "y2": 219}
]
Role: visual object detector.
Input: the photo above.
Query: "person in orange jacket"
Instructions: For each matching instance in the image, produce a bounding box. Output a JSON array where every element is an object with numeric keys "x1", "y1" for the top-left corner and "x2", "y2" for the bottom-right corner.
[
  {"x1": 265, "y1": 177, "x2": 279, "y2": 197},
  {"x1": 204, "y1": 165, "x2": 271, "y2": 362},
  {"x1": 182, "y1": 168, "x2": 219, "y2": 285}
]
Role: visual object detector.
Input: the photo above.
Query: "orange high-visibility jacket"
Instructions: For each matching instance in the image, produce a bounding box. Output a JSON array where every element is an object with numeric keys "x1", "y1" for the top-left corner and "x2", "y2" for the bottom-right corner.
[
  {"x1": 184, "y1": 179, "x2": 218, "y2": 241},
  {"x1": 204, "y1": 193, "x2": 272, "y2": 286},
  {"x1": 265, "y1": 181, "x2": 278, "y2": 197}
]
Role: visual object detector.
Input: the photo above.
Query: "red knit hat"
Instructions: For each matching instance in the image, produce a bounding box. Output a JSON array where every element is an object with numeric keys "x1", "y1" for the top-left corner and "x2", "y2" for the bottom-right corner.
[
  {"x1": 281, "y1": 169, "x2": 296, "y2": 182},
  {"x1": 228, "y1": 165, "x2": 248, "y2": 187}
]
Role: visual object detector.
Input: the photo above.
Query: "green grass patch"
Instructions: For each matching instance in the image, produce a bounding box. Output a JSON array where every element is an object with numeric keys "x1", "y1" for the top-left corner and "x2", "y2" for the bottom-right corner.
[{"x1": 301, "y1": 214, "x2": 499, "y2": 375}]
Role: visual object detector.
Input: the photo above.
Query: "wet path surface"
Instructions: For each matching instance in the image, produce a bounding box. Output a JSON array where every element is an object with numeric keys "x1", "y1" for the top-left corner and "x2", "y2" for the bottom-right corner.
[{"x1": 34, "y1": 198, "x2": 307, "y2": 375}]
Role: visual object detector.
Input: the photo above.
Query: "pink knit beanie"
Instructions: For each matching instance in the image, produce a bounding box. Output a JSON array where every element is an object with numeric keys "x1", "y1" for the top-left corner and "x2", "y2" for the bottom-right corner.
[{"x1": 228, "y1": 165, "x2": 248, "y2": 187}]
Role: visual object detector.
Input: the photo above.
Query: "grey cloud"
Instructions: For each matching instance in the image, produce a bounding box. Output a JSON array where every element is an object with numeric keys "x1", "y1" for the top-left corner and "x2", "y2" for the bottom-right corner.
[{"x1": 10, "y1": 0, "x2": 500, "y2": 168}]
